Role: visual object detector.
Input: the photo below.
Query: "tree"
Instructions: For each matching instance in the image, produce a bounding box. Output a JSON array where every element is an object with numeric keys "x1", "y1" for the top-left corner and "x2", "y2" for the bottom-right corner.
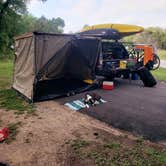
[
  {"x1": 0, "y1": 0, "x2": 47, "y2": 58},
  {"x1": 33, "y1": 16, "x2": 65, "y2": 33},
  {"x1": 15, "y1": 15, "x2": 65, "y2": 34},
  {"x1": 123, "y1": 27, "x2": 166, "y2": 50},
  {"x1": 17, "y1": 14, "x2": 38, "y2": 34}
]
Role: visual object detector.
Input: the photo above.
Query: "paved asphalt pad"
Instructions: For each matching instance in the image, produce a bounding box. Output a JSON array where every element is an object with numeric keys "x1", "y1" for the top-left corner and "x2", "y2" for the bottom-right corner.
[{"x1": 57, "y1": 79, "x2": 166, "y2": 142}]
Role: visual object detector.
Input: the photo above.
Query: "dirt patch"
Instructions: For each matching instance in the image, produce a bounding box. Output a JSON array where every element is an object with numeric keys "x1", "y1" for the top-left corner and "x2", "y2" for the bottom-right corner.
[{"x1": 0, "y1": 101, "x2": 125, "y2": 166}]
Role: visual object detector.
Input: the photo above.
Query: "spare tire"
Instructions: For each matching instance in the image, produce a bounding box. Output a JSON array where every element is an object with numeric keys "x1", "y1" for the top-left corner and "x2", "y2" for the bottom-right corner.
[{"x1": 137, "y1": 67, "x2": 157, "y2": 87}]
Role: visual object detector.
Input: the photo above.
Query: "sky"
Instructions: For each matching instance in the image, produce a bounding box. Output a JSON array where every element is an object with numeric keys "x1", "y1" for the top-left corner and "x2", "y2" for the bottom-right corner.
[{"x1": 28, "y1": 0, "x2": 166, "y2": 33}]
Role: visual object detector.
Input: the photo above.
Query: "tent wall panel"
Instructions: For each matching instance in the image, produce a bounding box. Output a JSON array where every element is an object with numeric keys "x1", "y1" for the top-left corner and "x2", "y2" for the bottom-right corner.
[
  {"x1": 66, "y1": 38, "x2": 100, "y2": 80},
  {"x1": 13, "y1": 36, "x2": 35, "y2": 99}
]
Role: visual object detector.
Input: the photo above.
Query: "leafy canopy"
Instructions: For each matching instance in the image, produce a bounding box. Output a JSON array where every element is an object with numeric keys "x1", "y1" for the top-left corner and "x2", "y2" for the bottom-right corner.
[{"x1": 0, "y1": 0, "x2": 65, "y2": 59}]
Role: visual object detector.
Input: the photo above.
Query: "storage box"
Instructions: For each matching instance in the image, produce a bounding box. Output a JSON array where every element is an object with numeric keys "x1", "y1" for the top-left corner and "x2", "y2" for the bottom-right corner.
[
  {"x1": 120, "y1": 60, "x2": 127, "y2": 69},
  {"x1": 83, "y1": 79, "x2": 94, "y2": 84},
  {"x1": 102, "y1": 81, "x2": 114, "y2": 90}
]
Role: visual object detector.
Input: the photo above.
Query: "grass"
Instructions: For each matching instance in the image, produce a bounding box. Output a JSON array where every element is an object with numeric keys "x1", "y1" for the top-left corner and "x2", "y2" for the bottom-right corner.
[
  {"x1": 0, "y1": 60, "x2": 13, "y2": 77},
  {"x1": 0, "y1": 60, "x2": 36, "y2": 114},
  {"x1": 70, "y1": 139, "x2": 166, "y2": 166},
  {"x1": 71, "y1": 139, "x2": 90, "y2": 152},
  {"x1": 146, "y1": 147, "x2": 166, "y2": 164},
  {"x1": 158, "y1": 49, "x2": 166, "y2": 60},
  {"x1": 103, "y1": 141, "x2": 121, "y2": 149},
  {"x1": 4, "y1": 122, "x2": 21, "y2": 144},
  {"x1": 0, "y1": 89, "x2": 36, "y2": 114},
  {"x1": 0, "y1": 60, "x2": 13, "y2": 90},
  {"x1": 152, "y1": 68, "x2": 166, "y2": 82}
]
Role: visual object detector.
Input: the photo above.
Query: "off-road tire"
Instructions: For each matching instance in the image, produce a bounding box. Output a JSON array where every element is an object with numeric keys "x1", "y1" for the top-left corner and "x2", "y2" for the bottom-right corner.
[{"x1": 137, "y1": 67, "x2": 157, "y2": 87}]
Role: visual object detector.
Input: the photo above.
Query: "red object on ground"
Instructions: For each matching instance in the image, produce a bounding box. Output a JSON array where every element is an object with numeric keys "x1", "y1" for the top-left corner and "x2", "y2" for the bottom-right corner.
[
  {"x1": 102, "y1": 81, "x2": 114, "y2": 90},
  {"x1": 0, "y1": 128, "x2": 9, "y2": 142}
]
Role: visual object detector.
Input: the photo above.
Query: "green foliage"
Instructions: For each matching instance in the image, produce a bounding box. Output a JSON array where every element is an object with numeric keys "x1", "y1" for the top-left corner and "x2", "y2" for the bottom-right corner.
[
  {"x1": 123, "y1": 27, "x2": 166, "y2": 50},
  {"x1": 0, "y1": 0, "x2": 65, "y2": 59},
  {"x1": 0, "y1": 0, "x2": 27, "y2": 58},
  {"x1": 15, "y1": 14, "x2": 65, "y2": 35},
  {"x1": 33, "y1": 16, "x2": 65, "y2": 33},
  {"x1": 15, "y1": 14, "x2": 38, "y2": 34}
]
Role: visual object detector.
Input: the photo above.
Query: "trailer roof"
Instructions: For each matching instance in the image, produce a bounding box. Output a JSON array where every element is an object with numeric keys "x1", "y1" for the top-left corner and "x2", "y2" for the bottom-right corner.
[{"x1": 14, "y1": 32, "x2": 75, "y2": 41}]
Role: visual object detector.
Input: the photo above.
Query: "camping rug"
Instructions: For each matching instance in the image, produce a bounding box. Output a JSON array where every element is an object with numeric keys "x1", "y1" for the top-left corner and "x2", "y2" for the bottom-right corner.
[{"x1": 64, "y1": 98, "x2": 107, "y2": 111}]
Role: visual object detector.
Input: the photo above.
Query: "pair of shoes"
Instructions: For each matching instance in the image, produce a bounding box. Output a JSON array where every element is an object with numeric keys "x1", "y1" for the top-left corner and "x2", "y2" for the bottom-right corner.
[{"x1": 83, "y1": 93, "x2": 101, "y2": 107}]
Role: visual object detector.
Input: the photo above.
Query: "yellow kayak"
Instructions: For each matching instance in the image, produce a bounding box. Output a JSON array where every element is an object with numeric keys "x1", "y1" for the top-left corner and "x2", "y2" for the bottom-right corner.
[{"x1": 81, "y1": 23, "x2": 144, "y2": 36}]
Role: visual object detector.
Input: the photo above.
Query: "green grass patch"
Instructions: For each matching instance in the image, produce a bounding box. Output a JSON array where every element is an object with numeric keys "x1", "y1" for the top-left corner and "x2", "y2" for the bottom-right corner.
[
  {"x1": 158, "y1": 49, "x2": 166, "y2": 60},
  {"x1": 4, "y1": 122, "x2": 21, "y2": 144},
  {"x1": 103, "y1": 141, "x2": 121, "y2": 149},
  {"x1": 87, "y1": 151, "x2": 108, "y2": 166},
  {"x1": 0, "y1": 60, "x2": 13, "y2": 78},
  {"x1": 146, "y1": 147, "x2": 166, "y2": 164},
  {"x1": 152, "y1": 68, "x2": 166, "y2": 82},
  {"x1": 0, "y1": 78, "x2": 11, "y2": 90},
  {"x1": 0, "y1": 60, "x2": 36, "y2": 114},
  {"x1": 0, "y1": 60, "x2": 13, "y2": 90},
  {"x1": 0, "y1": 89, "x2": 36, "y2": 114},
  {"x1": 69, "y1": 139, "x2": 166, "y2": 166},
  {"x1": 71, "y1": 139, "x2": 90, "y2": 152}
]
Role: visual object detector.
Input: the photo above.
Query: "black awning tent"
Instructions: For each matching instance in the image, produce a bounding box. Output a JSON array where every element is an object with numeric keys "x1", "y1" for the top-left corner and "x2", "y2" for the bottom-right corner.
[
  {"x1": 77, "y1": 28, "x2": 121, "y2": 40},
  {"x1": 13, "y1": 32, "x2": 101, "y2": 101}
]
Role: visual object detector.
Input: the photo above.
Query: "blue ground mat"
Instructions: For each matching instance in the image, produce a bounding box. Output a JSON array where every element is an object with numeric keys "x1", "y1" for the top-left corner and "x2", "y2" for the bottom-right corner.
[{"x1": 65, "y1": 98, "x2": 107, "y2": 111}]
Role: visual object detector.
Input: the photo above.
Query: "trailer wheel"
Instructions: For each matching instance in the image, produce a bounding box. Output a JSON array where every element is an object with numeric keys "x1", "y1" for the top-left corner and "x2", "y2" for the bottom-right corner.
[
  {"x1": 152, "y1": 54, "x2": 160, "y2": 70},
  {"x1": 137, "y1": 67, "x2": 157, "y2": 87}
]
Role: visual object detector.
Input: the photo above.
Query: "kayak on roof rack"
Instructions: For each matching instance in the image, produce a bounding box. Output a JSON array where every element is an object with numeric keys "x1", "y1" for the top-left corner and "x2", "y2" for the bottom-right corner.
[{"x1": 80, "y1": 23, "x2": 144, "y2": 38}]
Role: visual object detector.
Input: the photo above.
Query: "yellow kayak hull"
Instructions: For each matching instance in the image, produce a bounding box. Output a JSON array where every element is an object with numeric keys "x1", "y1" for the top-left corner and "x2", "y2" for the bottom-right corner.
[{"x1": 82, "y1": 23, "x2": 144, "y2": 37}]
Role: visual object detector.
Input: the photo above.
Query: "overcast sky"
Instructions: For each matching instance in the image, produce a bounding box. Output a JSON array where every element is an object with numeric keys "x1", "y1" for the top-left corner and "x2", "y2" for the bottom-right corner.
[{"x1": 28, "y1": 0, "x2": 166, "y2": 33}]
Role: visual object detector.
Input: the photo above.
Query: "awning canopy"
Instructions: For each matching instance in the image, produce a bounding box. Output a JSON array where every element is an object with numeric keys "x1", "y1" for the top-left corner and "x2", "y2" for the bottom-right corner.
[
  {"x1": 13, "y1": 32, "x2": 101, "y2": 101},
  {"x1": 78, "y1": 28, "x2": 121, "y2": 40}
]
